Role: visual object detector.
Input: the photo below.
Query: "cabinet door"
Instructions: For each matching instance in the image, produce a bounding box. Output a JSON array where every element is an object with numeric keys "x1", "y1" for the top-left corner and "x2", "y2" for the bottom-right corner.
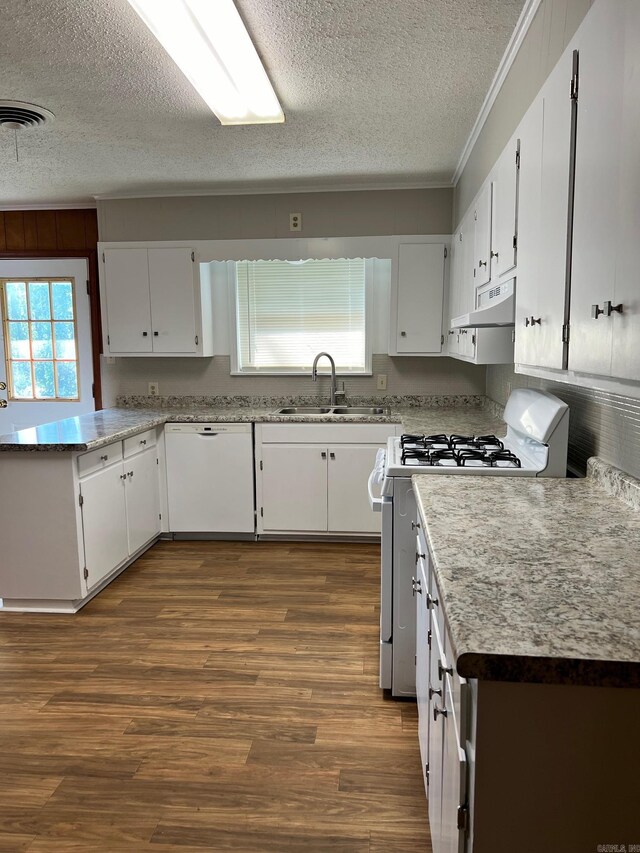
[
  {"x1": 493, "y1": 135, "x2": 519, "y2": 276},
  {"x1": 260, "y1": 444, "x2": 327, "y2": 532},
  {"x1": 102, "y1": 249, "x2": 152, "y2": 353},
  {"x1": 474, "y1": 182, "x2": 492, "y2": 286},
  {"x1": 570, "y1": 1, "x2": 639, "y2": 380},
  {"x1": 125, "y1": 447, "x2": 160, "y2": 555},
  {"x1": 514, "y1": 97, "x2": 543, "y2": 366},
  {"x1": 536, "y1": 50, "x2": 573, "y2": 368},
  {"x1": 148, "y1": 248, "x2": 197, "y2": 353},
  {"x1": 396, "y1": 243, "x2": 445, "y2": 353},
  {"x1": 80, "y1": 463, "x2": 128, "y2": 589},
  {"x1": 428, "y1": 619, "x2": 446, "y2": 851},
  {"x1": 440, "y1": 679, "x2": 468, "y2": 853},
  {"x1": 327, "y1": 445, "x2": 381, "y2": 534},
  {"x1": 415, "y1": 557, "x2": 430, "y2": 798}
]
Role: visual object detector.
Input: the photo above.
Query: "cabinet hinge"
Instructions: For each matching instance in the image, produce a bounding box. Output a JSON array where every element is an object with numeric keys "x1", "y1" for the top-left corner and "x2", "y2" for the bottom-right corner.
[
  {"x1": 91, "y1": 382, "x2": 95, "y2": 399},
  {"x1": 512, "y1": 235, "x2": 518, "y2": 250},
  {"x1": 156, "y1": 457, "x2": 159, "y2": 465},
  {"x1": 515, "y1": 146, "x2": 521, "y2": 169},
  {"x1": 443, "y1": 247, "x2": 447, "y2": 259},
  {"x1": 107, "y1": 334, "x2": 110, "y2": 345},
  {"x1": 259, "y1": 460, "x2": 263, "y2": 471},
  {"x1": 102, "y1": 252, "x2": 105, "y2": 263},
  {"x1": 471, "y1": 334, "x2": 476, "y2": 346},
  {"x1": 195, "y1": 335, "x2": 198, "y2": 346},
  {"x1": 83, "y1": 567, "x2": 89, "y2": 580},
  {"x1": 414, "y1": 654, "x2": 417, "y2": 666},
  {"x1": 427, "y1": 629, "x2": 432, "y2": 650},
  {"x1": 570, "y1": 50, "x2": 579, "y2": 101},
  {"x1": 457, "y1": 804, "x2": 469, "y2": 832},
  {"x1": 78, "y1": 493, "x2": 84, "y2": 507},
  {"x1": 562, "y1": 323, "x2": 570, "y2": 343},
  {"x1": 260, "y1": 507, "x2": 263, "y2": 517},
  {"x1": 86, "y1": 279, "x2": 90, "y2": 295},
  {"x1": 511, "y1": 328, "x2": 516, "y2": 344},
  {"x1": 440, "y1": 334, "x2": 444, "y2": 346},
  {"x1": 159, "y1": 512, "x2": 162, "y2": 520},
  {"x1": 425, "y1": 763, "x2": 429, "y2": 780},
  {"x1": 191, "y1": 251, "x2": 195, "y2": 262}
]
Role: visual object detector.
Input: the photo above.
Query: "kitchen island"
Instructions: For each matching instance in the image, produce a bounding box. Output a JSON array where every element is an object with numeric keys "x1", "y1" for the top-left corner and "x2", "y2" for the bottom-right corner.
[{"x1": 412, "y1": 457, "x2": 640, "y2": 852}]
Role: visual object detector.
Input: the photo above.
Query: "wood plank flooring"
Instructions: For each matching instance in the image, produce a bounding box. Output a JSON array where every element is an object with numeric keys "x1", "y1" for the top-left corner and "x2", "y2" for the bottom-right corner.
[{"x1": 0, "y1": 541, "x2": 431, "y2": 852}]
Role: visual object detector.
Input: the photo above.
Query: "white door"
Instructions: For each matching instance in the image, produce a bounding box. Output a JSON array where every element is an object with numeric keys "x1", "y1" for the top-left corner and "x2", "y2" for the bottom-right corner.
[
  {"x1": 0, "y1": 258, "x2": 94, "y2": 433},
  {"x1": 396, "y1": 243, "x2": 445, "y2": 353},
  {"x1": 327, "y1": 444, "x2": 381, "y2": 534},
  {"x1": 493, "y1": 135, "x2": 519, "y2": 276},
  {"x1": 125, "y1": 447, "x2": 160, "y2": 554},
  {"x1": 148, "y1": 247, "x2": 197, "y2": 353},
  {"x1": 260, "y1": 444, "x2": 327, "y2": 532},
  {"x1": 80, "y1": 463, "x2": 129, "y2": 590},
  {"x1": 102, "y1": 248, "x2": 152, "y2": 353},
  {"x1": 473, "y1": 182, "x2": 492, "y2": 286}
]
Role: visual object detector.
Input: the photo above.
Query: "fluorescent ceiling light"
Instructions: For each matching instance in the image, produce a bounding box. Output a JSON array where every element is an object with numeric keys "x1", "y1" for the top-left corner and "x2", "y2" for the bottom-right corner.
[{"x1": 127, "y1": 0, "x2": 285, "y2": 125}]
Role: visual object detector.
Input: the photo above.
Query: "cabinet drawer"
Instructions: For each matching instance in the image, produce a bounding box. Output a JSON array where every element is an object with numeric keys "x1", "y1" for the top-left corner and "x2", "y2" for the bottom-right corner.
[
  {"x1": 123, "y1": 428, "x2": 157, "y2": 458},
  {"x1": 78, "y1": 442, "x2": 123, "y2": 478}
]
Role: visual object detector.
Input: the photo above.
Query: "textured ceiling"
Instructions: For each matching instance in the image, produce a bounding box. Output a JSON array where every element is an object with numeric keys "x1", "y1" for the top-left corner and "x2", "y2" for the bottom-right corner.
[{"x1": 0, "y1": 0, "x2": 525, "y2": 204}]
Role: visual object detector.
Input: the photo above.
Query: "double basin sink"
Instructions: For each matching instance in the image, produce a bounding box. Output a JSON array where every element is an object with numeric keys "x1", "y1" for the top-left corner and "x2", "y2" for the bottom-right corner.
[{"x1": 274, "y1": 406, "x2": 388, "y2": 416}]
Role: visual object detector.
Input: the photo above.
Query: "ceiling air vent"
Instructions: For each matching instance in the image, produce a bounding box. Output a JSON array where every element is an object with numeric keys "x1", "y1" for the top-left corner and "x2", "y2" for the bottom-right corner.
[{"x1": 0, "y1": 100, "x2": 54, "y2": 130}]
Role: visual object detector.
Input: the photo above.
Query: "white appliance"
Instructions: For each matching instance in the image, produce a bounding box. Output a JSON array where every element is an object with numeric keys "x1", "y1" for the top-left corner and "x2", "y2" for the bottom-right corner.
[
  {"x1": 368, "y1": 388, "x2": 569, "y2": 697},
  {"x1": 165, "y1": 423, "x2": 255, "y2": 534}
]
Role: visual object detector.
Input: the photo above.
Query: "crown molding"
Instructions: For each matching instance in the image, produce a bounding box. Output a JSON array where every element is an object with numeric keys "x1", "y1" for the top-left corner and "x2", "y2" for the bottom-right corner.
[
  {"x1": 0, "y1": 202, "x2": 96, "y2": 211},
  {"x1": 94, "y1": 180, "x2": 453, "y2": 201},
  {"x1": 451, "y1": 0, "x2": 542, "y2": 186}
]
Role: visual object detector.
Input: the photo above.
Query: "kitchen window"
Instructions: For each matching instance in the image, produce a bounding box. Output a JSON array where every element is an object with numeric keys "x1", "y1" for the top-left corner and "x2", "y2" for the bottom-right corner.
[
  {"x1": 232, "y1": 258, "x2": 371, "y2": 374},
  {"x1": 0, "y1": 278, "x2": 80, "y2": 400}
]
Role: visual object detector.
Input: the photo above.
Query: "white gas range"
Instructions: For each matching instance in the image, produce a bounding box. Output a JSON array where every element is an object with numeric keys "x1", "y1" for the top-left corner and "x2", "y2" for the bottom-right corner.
[{"x1": 369, "y1": 388, "x2": 570, "y2": 697}]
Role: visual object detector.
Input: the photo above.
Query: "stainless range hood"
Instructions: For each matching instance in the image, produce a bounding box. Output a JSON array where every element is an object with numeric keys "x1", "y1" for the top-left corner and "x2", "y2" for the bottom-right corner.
[{"x1": 452, "y1": 278, "x2": 515, "y2": 328}]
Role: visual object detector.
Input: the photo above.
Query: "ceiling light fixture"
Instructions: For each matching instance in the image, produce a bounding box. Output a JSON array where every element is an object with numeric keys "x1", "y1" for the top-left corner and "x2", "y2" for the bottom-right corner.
[{"x1": 126, "y1": 0, "x2": 284, "y2": 125}]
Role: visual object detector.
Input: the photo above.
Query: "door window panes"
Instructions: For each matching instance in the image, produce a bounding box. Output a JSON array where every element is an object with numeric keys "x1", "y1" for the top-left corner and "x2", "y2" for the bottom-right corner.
[{"x1": 1, "y1": 278, "x2": 80, "y2": 401}]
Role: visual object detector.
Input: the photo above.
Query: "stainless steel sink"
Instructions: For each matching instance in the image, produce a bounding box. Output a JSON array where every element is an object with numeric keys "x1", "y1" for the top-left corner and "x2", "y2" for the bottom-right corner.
[
  {"x1": 332, "y1": 407, "x2": 387, "y2": 415},
  {"x1": 274, "y1": 406, "x2": 388, "y2": 416},
  {"x1": 275, "y1": 407, "x2": 332, "y2": 415}
]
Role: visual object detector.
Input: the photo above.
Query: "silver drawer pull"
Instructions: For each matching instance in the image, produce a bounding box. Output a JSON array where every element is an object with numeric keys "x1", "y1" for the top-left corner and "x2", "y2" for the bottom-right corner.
[
  {"x1": 411, "y1": 520, "x2": 421, "y2": 531},
  {"x1": 426, "y1": 592, "x2": 439, "y2": 610},
  {"x1": 429, "y1": 686, "x2": 442, "y2": 699},
  {"x1": 411, "y1": 577, "x2": 422, "y2": 596},
  {"x1": 438, "y1": 660, "x2": 453, "y2": 680},
  {"x1": 140, "y1": 439, "x2": 147, "y2": 445},
  {"x1": 100, "y1": 455, "x2": 108, "y2": 462},
  {"x1": 433, "y1": 705, "x2": 448, "y2": 721},
  {"x1": 415, "y1": 551, "x2": 425, "y2": 565}
]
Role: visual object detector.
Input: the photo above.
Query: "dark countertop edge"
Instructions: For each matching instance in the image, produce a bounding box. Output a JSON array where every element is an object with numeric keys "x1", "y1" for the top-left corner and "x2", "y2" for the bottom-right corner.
[{"x1": 456, "y1": 652, "x2": 640, "y2": 689}]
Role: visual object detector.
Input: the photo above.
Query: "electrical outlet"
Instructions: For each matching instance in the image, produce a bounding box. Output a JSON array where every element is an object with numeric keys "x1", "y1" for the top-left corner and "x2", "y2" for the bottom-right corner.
[
  {"x1": 376, "y1": 374, "x2": 387, "y2": 391},
  {"x1": 289, "y1": 212, "x2": 302, "y2": 232},
  {"x1": 148, "y1": 382, "x2": 159, "y2": 397}
]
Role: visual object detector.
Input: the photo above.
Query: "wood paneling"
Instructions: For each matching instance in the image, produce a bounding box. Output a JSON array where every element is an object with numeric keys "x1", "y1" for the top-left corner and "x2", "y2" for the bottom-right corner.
[
  {"x1": 0, "y1": 540, "x2": 431, "y2": 851},
  {"x1": 0, "y1": 208, "x2": 97, "y2": 252}
]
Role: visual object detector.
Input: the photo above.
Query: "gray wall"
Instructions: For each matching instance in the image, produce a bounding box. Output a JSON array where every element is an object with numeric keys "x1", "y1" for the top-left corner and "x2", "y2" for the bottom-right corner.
[
  {"x1": 453, "y1": 0, "x2": 593, "y2": 225},
  {"x1": 102, "y1": 354, "x2": 486, "y2": 408},
  {"x1": 97, "y1": 188, "x2": 452, "y2": 243}
]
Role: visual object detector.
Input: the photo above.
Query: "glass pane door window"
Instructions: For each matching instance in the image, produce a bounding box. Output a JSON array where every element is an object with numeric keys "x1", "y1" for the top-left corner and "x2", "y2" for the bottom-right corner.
[{"x1": 1, "y1": 278, "x2": 80, "y2": 401}]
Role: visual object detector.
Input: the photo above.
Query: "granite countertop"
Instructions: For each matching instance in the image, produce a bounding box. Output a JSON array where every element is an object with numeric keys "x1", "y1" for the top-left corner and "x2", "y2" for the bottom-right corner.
[
  {"x1": 412, "y1": 457, "x2": 640, "y2": 688},
  {"x1": 0, "y1": 396, "x2": 504, "y2": 452}
]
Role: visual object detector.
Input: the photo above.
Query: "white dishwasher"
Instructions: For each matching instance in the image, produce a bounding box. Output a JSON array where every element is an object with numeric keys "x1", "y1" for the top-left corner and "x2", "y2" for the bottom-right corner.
[{"x1": 165, "y1": 423, "x2": 255, "y2": 534}]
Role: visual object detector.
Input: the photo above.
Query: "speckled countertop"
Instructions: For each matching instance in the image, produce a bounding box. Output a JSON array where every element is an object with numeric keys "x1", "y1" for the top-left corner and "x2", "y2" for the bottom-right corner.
[
  {"x1": 412, "y1": 458, "x2": 640, "y2": 688},
  {"x1": 0, "y1": 396, "x2": 504, "y2": 452}
]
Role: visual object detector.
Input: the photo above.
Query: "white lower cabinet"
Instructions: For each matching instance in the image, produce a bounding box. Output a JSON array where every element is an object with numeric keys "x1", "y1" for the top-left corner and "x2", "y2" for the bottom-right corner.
[
  {"x1": 80, "y1": 463, "x2": 129, "y2": 590},
  {"x1": 80, "y1": 440, "x2": 161, "y2": 591},
  {"x1": 256, "y1": 423, "x2": 401, "y2": 536}
]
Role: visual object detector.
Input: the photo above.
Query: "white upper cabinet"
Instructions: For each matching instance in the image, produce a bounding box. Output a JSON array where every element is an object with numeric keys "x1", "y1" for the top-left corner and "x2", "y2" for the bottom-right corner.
[
  {"x1": 473, "y1": 182, "x2": 492, "y2": 287},
  {"x1": 393, "y1": 243, "x2": 445, "y2": 355},
  {"x1": 492, "y1": 134, "x2": 520, "y2": 277},
  {"x1": 569, "y1": 0, "x2": 640, "y2": 382},
  {"x1": 100, "y1": 245, "x2": 213, "y2": 357},
  {"x1": 102, "y1": 248, "x2": 153, "y2": 353},
  {"x1": 515, "y1": 43, "x2": 573, "y2": 372}
]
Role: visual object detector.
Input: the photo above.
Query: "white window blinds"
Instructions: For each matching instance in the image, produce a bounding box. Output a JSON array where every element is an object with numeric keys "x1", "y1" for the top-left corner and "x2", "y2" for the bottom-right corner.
[{"x1": 234, "y1": 258, "x2": 367, "y2": 373}]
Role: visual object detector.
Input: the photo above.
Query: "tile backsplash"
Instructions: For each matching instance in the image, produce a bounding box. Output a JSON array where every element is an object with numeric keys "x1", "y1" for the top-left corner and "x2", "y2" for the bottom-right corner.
[
  {"x1": 487, "y1": 365, "x2": 640, "y2": 479},
  {"x1": 102, "y1": 354, "x2": 487, "y2": 408}
]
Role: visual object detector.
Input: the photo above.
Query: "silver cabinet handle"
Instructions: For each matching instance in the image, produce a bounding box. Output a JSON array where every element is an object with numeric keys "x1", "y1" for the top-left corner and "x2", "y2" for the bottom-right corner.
[
  {"x1": 429, "y1": 686, "x2": 442, "y2": 699},
  {"x1": 329, "y1": 452, "x2": 335, "y2": 460},
  {"x1": 142, "y1": 331, "x2": 148, "y2": 336},
  {"x1": 426, "y1": 592, "x2": 439, "y2": 610},
  {"x1": 120, "y1": 473, "x2": 127, "y2": 481},
  {"x1": 140, "y1": 439, "x2": 147, "y2": 445},
  {"x1": 100, "y1": 455, "x2": 108, "y2": 462},
  {"x1": 490, "y1": 250, "x2": 499, "y2": 259},
  {"x1": 127, "y1": 471, "x2": 134, "y2": 478},
  {"x1": 433, "y1": 705, "x2": 448, "y2": 721},
  {"x1": 438, "y1": 660, "x2": 453, "y2": 680},
  {"x1": 411, "y1": 521, "x2": 421, "y2": 530},
  {"x1": 415, "y1": 551, "x2": 425, "y2": 565},
  {"x1": 591, "y1": 304, "x2": 604, "y2": 319},
  {"x1": 400, "y1": 331, "x2": 407, "y2": 337},
  {"x1": 411, "y1": 576, "x2": 422, "y2": 596},
  {"x1": 604, "y1": 300, "x2": 623, "y2": 316},
  {"x1": 478, "y1": 259, "x2": 487, "y2": 268},
  {"x1": 0, "y1": 381, "x2": 6, "y2": 391},
  {"x1": 0, "y1": 400, "x2": 7, "y2": 409},
  {"x1": 321, "y1": 451, "x2": 327, "y2": 459},
  {"x1": 530, "y1": 316, "x2": 541, "y2": 325},
  {"x1": 153, "y1": 331, "x2": 159, "y2": 336}
]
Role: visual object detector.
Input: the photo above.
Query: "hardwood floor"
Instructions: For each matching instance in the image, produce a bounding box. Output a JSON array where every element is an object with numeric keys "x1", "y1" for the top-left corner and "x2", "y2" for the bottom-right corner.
[{"x1": 0, "y1": 541, "x2": 431, "y2": 852}]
